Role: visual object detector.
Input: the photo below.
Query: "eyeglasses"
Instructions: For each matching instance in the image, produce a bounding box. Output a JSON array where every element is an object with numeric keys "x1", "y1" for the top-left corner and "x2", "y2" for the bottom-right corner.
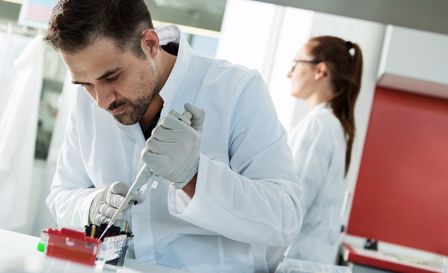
[{"x1": 290, "y1": 59, "x2": 320, "y2": 72}]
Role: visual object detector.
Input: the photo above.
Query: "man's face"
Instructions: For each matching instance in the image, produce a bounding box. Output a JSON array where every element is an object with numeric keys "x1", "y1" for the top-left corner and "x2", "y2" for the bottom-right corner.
[{"x1": 62, "y1": 38, "x2": 160, "y2": 125}]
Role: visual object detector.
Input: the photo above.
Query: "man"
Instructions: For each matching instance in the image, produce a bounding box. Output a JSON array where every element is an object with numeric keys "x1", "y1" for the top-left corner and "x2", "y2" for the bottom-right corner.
[{"x1": 45, "y1": 0, "x2": 303, "y2": 272}]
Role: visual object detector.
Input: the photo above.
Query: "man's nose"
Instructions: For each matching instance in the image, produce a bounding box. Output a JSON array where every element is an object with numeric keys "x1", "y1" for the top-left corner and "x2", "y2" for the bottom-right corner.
[{"x1": 95, "y1": 84, "x2": 115, "y2": 109}]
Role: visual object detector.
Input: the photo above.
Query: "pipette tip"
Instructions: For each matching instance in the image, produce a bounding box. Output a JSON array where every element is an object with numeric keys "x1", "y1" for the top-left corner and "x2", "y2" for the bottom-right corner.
[{"x1": 98, "y1": 222, "x2": 112, "y2": 240}]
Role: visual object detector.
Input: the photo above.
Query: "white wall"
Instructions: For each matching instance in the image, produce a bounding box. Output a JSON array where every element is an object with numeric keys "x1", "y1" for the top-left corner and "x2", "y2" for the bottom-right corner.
[
  {"x1": 267, "y1": 7, "x2": 314, "y2": 129},
  {"x1": 216, "y1": 0, "x2": 314, "y2": 129},
  {"x1": 379, "y1": 26, "x2": 448, "y2": 84},
  {"x1": 216, "y1": 0, "x2": 281, "y2": 78},
  {"x1": 378, "y1": 25, "x2": 448, "y2": 99}
]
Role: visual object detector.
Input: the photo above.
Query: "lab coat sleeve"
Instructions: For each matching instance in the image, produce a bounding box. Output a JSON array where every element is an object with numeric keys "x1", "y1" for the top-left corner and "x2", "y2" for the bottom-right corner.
[
  {"x1": 292, "y1": 118, "x2": 333, "y2": 214},
  {"x1": 170, "y1": 73, "x2": 304, "y2": 247},
  {"x1": 46, "y1": 97, "x2": 100, "y2": 227}
]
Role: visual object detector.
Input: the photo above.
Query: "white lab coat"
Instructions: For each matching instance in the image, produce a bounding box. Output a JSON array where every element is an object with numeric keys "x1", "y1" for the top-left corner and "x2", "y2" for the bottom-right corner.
[
  {"x1": 0, "y1": 26, "x2": 21, "y2": 113},
  {"x1": 0, "y1": 25, "x2": 14, "y2": 97},
  {"x1": 0, "y1": 35, "x2": 44, "y2": 230},
  {"x1": 286, "y1": 103, "x2": 347, "y2": 264},
  {"x1": 46, "y1": 26, "x2": 303, "y2": 273}
]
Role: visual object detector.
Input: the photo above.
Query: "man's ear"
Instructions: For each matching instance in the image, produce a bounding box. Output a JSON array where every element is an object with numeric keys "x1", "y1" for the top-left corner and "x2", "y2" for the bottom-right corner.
[
  {"x1": 140, "y1": 29, "x2": 160, "y2": 58},
  {"x1": 314, "y1": 62, "x2": 328, "y2": 80}
]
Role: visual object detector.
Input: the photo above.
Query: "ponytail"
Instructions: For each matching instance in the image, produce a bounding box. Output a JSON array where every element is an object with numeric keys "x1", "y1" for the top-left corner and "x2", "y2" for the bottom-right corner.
[{"x1": 308, "y1": 36, "x2": 363, "y2": 176}]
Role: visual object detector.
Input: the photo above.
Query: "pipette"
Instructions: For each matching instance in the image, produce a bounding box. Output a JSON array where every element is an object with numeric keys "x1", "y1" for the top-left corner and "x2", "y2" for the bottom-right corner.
[{"x1": 99, "y1": 109, "x2": 192, "y2": 240}]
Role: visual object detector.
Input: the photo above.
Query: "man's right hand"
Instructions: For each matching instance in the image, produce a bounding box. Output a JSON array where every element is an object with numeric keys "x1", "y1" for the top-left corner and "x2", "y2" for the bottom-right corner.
[{"x1": 89, "y1": 181, "x2": 144, "y2": 225}]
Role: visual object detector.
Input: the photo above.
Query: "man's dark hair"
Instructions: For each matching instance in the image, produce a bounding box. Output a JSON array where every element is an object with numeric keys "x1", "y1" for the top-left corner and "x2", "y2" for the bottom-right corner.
[{"x1": 44, "y1": 0, "x2": 154, "y2": 58}]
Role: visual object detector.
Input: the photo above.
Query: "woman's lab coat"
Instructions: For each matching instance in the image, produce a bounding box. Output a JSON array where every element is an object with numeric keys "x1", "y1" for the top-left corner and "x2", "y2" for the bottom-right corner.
[
  {"x1": 287, "y1": 103, "x2": 347, "y2": 264},
  {"x1": 46, "y1": 27, "x2": 303, "y2": 273}
]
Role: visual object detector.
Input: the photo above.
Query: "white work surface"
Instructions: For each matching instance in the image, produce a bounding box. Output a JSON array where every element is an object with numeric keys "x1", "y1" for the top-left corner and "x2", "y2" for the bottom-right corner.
[{"x1": 0, "y1": 229, "x2": 188, "y2": 273}]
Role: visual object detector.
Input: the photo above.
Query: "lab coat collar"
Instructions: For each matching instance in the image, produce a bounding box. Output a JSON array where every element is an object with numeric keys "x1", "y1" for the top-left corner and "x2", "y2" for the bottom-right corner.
[
  {"x1": 157, "y1": 24, "x2": 181, "y2": 46},
  {"x1": 157, "y1": 25, "x2": 192, "y2": 114},
  {"x1": 111, "y1": 25, "x2": 191, "y2": 141},
  {"x1": 104, "y1": 105, "x2": 144, "y2": 144},
  {"x1": 309, "y1": 102, "x2": 330, "y2": 115},
  {"x1": 114, "y1": 119, "x2": 145, "y2": 141}
]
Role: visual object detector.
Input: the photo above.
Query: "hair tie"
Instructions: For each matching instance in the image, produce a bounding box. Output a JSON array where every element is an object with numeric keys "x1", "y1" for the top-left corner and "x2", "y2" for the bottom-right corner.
[{"x1": 345, "y1": 41, "x2": 353, "y2": 50}]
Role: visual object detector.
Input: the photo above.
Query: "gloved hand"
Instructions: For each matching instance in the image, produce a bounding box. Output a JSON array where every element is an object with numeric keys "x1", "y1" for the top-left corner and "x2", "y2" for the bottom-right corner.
[
  {"x1": 142, "y1": 103, "x2": 205, "y2": 189},
  {"x1": 89, "y1": 181, "x2": 144, "y2": 225}
]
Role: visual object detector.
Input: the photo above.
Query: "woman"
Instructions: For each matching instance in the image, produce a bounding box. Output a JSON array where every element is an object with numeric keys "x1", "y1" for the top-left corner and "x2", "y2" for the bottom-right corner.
[{"x1": 286, "y1": 36, "x2": 363, "y2": 263}]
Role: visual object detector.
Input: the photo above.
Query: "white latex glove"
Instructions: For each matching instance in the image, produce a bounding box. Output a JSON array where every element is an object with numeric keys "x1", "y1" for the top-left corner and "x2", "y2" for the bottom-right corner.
[
  {"x1": 89, "y1": 181, "x2": 144, "y2": 225},
  {"x1": 142, "y1": 103, "x2": 205, "y2": 189}
]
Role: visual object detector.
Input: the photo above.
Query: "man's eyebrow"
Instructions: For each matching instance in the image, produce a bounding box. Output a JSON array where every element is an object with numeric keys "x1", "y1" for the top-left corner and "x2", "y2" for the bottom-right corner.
[
  {"x1": 96, "y1": 67, "x2": 121, "y2": 81},
  {"x1": 71, "y1": 67, "x2": 122, "y2": 85},
  {"x1": 72, "y1": 80, "x2": 87, "y2": 85}
]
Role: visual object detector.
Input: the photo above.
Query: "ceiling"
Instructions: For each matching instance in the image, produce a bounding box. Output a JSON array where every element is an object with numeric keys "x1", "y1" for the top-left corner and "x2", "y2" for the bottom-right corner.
[
  {"x1": 0, "y1": 0, "x2": 227, "y2": 32},
  {"x1": 1, "y1": 0, "x2": 448, "y2": 36},
  {"x1": 255, "y1": 0, "x2": 448, "y2": 36},
  {"x1": 144, "y1": 0, "x2": 226, "y2": 31}
]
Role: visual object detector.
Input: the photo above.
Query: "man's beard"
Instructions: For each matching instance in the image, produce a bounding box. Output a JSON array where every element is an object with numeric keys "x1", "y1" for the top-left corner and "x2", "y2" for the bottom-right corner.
[
  {"x1": 108, "y1": 92, "x2": 153, "y2": 125},
  {"x1": 109, "y1": 60, "x2": 159, "y2": 125}
]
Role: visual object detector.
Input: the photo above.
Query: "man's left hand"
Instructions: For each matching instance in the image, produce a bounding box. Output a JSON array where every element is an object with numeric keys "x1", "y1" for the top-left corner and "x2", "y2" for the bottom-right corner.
[{"x1": 142, "y1": 103, "x2": 205, "y2": 189}]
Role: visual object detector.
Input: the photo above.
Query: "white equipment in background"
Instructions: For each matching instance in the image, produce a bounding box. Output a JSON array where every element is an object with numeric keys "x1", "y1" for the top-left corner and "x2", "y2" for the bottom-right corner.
[{"x1": 0, "y1": 35, "x2": 44, "y2": 230}]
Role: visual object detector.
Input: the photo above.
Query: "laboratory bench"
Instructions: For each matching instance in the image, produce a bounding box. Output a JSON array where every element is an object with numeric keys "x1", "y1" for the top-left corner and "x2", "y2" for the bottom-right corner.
[
  {"x1": 342, "y1": 242, "x2": 444, "y2": 273},
  {"x1": 0, "y1": 228, "x2": 187, "y2": 273}
]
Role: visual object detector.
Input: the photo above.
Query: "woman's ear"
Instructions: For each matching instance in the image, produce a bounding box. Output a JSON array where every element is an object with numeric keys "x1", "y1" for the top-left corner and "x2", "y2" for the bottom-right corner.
[
  {"x1": 314, "y1": 62, "x2": 328, "y2": 80},
  {"x1": 140, "y1": 29, "x2": 160, "y2": 58}
]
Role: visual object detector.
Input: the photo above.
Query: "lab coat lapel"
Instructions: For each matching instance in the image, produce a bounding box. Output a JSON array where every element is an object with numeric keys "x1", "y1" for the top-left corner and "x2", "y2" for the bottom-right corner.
[{"x1": 158, "y1": 33, "x2": 192, "y2": 115}]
